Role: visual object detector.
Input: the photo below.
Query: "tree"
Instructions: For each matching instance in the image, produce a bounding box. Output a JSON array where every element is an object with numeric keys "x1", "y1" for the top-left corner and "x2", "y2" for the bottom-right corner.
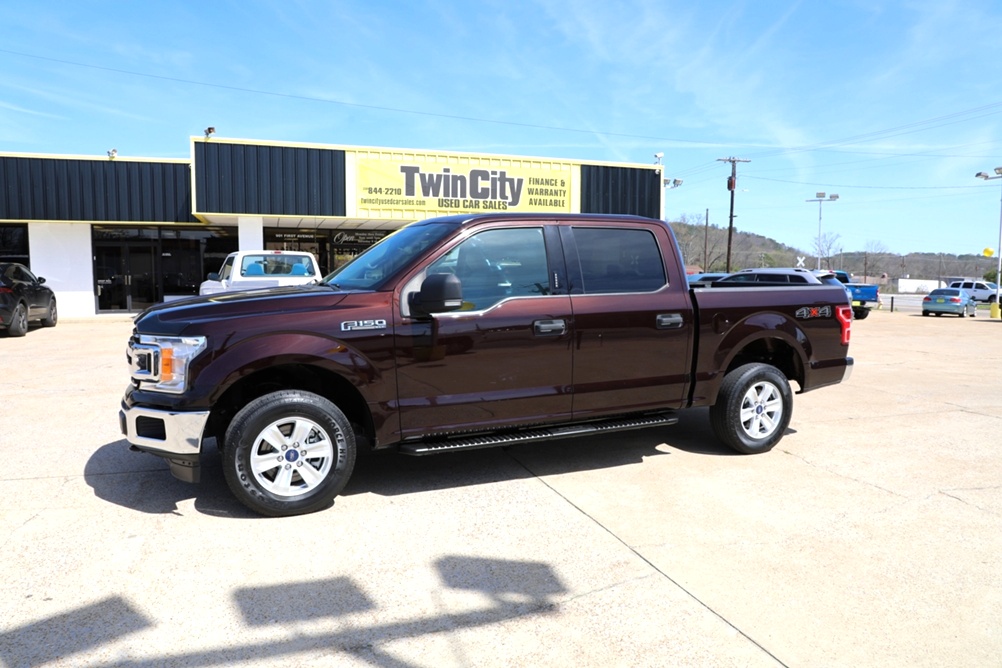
[
  {"x1": 670, "y1": 213, "x2": 705, "y2": 267},
  {"x1": 812, "y1": 232, "x2": 841, "y2": 269},
  {"x1": 863, "y1": 240, "x2": 890, "y2": 281}
]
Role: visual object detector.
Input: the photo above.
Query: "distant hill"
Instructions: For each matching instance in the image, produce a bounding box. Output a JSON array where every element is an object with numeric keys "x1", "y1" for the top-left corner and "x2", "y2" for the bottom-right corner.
[{"x1": 669, "y1": 220, "x2": 997, "y2": 283}]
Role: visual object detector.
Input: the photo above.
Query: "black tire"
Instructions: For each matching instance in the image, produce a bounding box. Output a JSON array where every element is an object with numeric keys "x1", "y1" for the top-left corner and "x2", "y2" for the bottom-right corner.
[
  {"x1": 853, "y1": 307, "x2": 869, "y2": 320},
  {"x1": 922, "y1": 311, "x2": 929, "y2": 317},
  {"x1": 7, "y1": 303, "x2": 28, "y2": 337},
  {"x1": 934, "y1": 312, "x2": 942, "y2": 317},
  {"x1": 222, "y1": 390, "x2": 356, "y2": 517},
  {"x1": 709, "y1": 363, "x2": 793, "y2": 455},
  {"x1": 990, "y1": 295, "x2": 997, "y2": 304},
  {"x1": 41, "y1": 298, "x2": 57, "y2": 327}
]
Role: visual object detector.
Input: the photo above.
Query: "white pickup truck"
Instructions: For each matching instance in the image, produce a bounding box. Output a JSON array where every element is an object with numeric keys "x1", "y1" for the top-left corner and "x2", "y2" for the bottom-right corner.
[{"x1": 199, "y1": 250, "x2": 321, "y2": 296}]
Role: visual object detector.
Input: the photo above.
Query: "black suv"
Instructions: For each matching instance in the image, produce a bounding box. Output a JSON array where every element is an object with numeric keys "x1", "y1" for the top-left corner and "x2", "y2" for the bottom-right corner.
[{"x1": 0, "y1": 263, "x2": 57, "y2": 336}]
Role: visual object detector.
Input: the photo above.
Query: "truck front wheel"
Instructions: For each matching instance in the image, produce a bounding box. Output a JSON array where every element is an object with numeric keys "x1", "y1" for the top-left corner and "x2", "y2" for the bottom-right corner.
[
  {"x1": 710, "y1": 363, "x2": 792, "y2": 454},
  {"x1": 223, "y1": 390, "x2": 356, "y2": 517}
]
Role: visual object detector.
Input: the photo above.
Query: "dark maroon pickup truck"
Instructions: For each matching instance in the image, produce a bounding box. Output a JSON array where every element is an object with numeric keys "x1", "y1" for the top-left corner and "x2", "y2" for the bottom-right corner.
[{"x1": 121, "y1": 213, "x2": 853, "y2": 516}]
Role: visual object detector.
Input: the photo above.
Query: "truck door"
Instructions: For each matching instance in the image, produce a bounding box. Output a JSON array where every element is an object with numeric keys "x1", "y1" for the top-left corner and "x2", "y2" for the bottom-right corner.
[
  {"x1": 560, "y1": 224, "x2": 692, "y2": 417},
  {"x1": 394, "y1": 225, "x2": 574, "y2": 438}
]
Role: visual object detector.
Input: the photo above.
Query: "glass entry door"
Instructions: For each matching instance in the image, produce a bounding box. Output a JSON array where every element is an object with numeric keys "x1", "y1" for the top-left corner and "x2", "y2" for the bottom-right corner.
[{"x1": 94, "y1": 243, "x2": 158, "y2": 312}]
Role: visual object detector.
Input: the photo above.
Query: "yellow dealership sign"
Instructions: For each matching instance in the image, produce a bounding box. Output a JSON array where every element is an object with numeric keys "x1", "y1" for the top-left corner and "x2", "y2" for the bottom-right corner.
[{"x1": 355, "y1": 153, "x2": 576, "y2": 218}]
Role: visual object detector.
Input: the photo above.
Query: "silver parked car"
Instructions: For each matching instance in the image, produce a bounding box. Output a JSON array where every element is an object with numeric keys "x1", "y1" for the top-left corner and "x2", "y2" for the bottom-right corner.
[{"x1": 923, "y1": 288, "x2": 977, "y2": 317}]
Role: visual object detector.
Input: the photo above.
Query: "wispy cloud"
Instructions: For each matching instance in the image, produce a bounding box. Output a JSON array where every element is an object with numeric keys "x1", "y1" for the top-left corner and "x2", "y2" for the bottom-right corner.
[{"x1": 0, "y1": 99, "x2": 64, "y2": 119}]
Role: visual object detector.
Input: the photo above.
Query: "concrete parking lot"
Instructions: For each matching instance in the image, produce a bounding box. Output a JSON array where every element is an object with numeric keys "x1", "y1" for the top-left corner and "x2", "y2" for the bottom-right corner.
[{"x1": 1, "y1": 309, "x2": 1000, "y2": 667}]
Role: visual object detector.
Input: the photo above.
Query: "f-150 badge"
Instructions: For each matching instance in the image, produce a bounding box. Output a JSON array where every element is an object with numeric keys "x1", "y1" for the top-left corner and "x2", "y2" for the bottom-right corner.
[
  {"x1": 341, "y1": 319, "x2": 387, "y2": 331},
  {"x1": 795, "y1": 306, "x2": 832, "y2": 319}
]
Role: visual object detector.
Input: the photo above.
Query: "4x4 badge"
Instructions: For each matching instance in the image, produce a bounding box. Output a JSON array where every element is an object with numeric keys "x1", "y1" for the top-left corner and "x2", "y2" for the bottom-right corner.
[{"x1": 795, "y1": 306, "x2": 832, "y2": 319}]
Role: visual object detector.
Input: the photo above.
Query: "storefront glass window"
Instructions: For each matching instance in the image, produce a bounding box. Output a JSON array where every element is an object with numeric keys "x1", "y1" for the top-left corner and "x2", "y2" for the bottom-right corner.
[
  {"x1": 92, "y1": 225, "x2": 237, "y2": 307},
  {"x1": 0, "y1": 224, "x2": 29, "y2": 265}
]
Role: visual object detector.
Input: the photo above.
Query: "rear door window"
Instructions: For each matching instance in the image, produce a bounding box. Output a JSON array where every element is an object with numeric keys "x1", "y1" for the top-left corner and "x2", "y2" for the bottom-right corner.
[{"x1": 570, "y1": 227, "x2": 666, "y2": 294}]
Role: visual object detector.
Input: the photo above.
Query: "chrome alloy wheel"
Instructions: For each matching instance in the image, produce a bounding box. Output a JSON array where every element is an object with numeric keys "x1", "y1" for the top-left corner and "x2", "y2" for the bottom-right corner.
[
  {"x1": 249, "y1": 416, "x2": 337, "y2": 497},
  {"x1": 738, "y1": 381, "x2": 784, "y2": 440}
]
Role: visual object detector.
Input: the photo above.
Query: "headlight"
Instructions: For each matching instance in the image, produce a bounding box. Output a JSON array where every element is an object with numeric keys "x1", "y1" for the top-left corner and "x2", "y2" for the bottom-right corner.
[{"x1": 130, "y1": 335, "x2": 207, "y2": 394}]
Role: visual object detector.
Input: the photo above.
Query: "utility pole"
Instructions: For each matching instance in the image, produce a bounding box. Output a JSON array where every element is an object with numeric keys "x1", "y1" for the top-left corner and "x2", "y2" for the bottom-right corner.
[{"x1": 717, "y1": 157, "x2": 750, "y2": 272}]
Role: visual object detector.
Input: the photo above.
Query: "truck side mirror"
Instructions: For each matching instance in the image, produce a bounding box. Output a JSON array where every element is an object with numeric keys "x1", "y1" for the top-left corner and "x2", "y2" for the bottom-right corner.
[
  {"x1": 409, "y1": 273, "x2": 463, "y2": 317},
  {"x1": 207, "y1": 272, "x2": 220, "y2": 281}
]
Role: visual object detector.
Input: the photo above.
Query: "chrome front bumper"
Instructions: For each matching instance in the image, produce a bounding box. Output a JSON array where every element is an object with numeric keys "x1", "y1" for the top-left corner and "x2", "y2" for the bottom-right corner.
[{"x1": 120, "y1": 399, "x2": 209, "y2": 457}]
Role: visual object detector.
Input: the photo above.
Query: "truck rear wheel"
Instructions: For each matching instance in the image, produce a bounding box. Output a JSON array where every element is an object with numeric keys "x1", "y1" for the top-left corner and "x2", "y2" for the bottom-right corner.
[
  {"x1": 223, "y1": 390, "x2": 356, "y2": 517},
  {"x1": 710, "y1": 363, "x2": 792, "y2": 454}
]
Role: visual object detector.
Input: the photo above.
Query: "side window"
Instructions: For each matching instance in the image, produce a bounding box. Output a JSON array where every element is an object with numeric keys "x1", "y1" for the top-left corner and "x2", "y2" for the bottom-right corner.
[
  {"x1": 790, "y1": 275, "x2": 808, "y2": 283},
  {"x1": 14, "y1": 265, "x2": 37, "y2": 283},
  {"x1": 572, "y1": 228, "x2": 666, "y2": 294},
  {"x1": 218, "y1": 257, "x2": 234, "y2": 281},
  {"x1": 426, "y1": 227, "x2": 549, "y2": 311}
]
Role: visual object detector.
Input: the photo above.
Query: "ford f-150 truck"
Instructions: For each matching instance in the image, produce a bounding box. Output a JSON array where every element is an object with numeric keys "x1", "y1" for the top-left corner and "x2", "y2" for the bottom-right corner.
[
  {"x1": 121, "y1": 213, "x2": 853, "y2": 517},
  {"x1": 830, "y1": 270, "x2": 879, "y2": 319}
]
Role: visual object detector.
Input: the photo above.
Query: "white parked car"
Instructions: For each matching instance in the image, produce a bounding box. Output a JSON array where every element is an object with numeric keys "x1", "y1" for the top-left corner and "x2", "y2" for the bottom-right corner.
[
  {"x1": 948, "y1": 280, "x2": 998, "y2": 303},
  {"x1": 199, "y1": 251, "x2": 320, "y2": 296}
]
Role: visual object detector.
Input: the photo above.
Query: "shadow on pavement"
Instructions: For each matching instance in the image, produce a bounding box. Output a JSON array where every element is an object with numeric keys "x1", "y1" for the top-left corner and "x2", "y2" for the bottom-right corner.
[
  {"x1": 0, "y1": 556, "x2": 566, "y2": 668},
  {"x1": 87, "y1": 409, "x2": 741, "y2": 515},
  {"x1": 84, "y1": 440, "x2": 256, "y2": 519}
]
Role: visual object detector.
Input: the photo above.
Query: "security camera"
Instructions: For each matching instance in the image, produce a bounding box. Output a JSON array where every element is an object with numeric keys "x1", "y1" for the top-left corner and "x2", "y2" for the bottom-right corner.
[{"x1": 654, "y1": 152, "x2": 664, "y2": 159}]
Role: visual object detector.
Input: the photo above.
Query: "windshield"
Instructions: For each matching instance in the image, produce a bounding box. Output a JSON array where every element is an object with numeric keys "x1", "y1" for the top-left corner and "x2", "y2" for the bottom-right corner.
[{"x1": 322, "y1": 222, "x2": 455, "y2": 290}]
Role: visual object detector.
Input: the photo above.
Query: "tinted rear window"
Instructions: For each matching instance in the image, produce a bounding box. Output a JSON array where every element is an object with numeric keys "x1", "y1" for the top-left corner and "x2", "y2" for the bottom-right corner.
[{"x1": 572, "y1": 228, "x2": 666, "y2": 294}]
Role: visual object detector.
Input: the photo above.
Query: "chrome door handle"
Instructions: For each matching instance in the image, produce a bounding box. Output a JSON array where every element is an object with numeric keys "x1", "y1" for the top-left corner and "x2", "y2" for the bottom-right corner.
[
  {"x1": 656, "y1": 313, "x2": 684, "y2": 329},
  {"x1": 534, "y1": 319, "x2": 566, "y2": 336}
]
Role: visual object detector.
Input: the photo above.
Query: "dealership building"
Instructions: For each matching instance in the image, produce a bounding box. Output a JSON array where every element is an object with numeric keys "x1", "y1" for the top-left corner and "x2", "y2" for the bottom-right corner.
[{"x1": 0, "y1": 137, "x2": 664, "y2": 318}]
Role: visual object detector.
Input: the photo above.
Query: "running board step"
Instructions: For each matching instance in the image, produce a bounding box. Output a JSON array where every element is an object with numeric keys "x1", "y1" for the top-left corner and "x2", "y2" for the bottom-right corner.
[{"x1": 399, "y1": 413, "x2": 679, "y2": 456}]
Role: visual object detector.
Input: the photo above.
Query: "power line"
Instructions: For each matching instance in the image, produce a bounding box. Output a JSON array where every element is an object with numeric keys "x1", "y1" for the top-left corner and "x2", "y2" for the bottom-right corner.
[
  {"x1": 4, "y1": 46, "x2": 1002, "y2": 164},
  {"x1": 744, "y1": 175, "x2": 988, "y2": 190}
]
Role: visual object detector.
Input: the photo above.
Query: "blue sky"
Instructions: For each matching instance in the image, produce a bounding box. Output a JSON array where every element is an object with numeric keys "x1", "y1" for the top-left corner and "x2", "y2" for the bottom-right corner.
[{"x1": 2, "y1": 0, "x2": 1002, "y2": 257}]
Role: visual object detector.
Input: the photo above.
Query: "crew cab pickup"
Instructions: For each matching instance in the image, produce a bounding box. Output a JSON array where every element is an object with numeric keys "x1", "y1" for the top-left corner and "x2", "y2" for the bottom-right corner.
[
  {"x1": 121, "y1": 213, "x2": 853, "y2": 517},
  {"x1": 198, "y1": 250, "x2": 320, "y2": 296},
  {"x1": 830, "y1": 270, "x2": 879, "y2": 319}
]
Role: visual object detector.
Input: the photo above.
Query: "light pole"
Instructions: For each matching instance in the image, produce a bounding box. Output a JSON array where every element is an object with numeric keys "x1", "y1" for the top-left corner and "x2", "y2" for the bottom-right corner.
[
  {"x1": 975, "y1": 167, "x2": 1002, "y2": 308},
  {"x1": 806, "y1": 192, "x2": 839, "y2": 270},
  {"x1": 662, "y1": 177, "x2": 682, "y2": 220}
]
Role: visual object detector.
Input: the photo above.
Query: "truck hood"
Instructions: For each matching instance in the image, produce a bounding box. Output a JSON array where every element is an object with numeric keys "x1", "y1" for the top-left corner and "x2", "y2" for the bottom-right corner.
[{"x1": 134, "y1": 285, "x2": 353, "y2": 336}]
